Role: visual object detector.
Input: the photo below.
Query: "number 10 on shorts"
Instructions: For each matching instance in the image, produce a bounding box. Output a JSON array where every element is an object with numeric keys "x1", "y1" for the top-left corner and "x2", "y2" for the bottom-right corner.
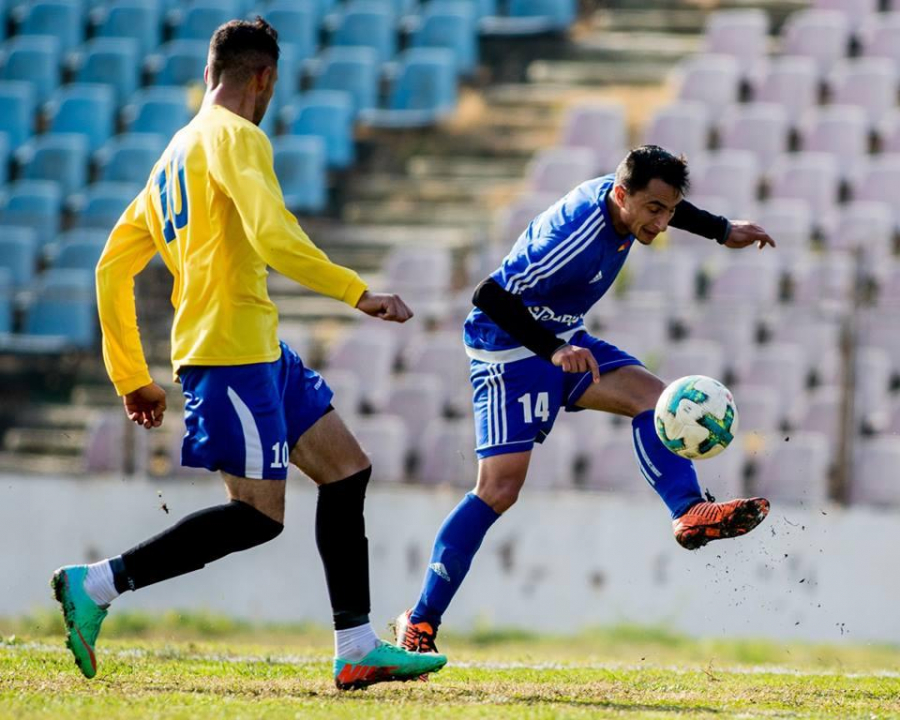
[{"x1": 518, "y1": 392, "x2": 550, "y2": 423}]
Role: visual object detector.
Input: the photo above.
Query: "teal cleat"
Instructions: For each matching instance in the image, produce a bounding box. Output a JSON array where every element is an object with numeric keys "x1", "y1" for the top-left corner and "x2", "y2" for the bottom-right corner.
[
  {"x1": 333, "y1": 640, "x2": 447, "y2": 690},
  {"x1": 51, "y1": 565, "x2": 108, "y2": 679}
]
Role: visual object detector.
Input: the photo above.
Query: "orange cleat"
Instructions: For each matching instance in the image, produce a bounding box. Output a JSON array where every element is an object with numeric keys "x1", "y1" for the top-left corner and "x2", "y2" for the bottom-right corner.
[
  {"x1": 673, "y1": 497, "x2": 770, "y2": 550},
  {"x1": 394, "y1": 609, "x2": 439, "y2": 654}
]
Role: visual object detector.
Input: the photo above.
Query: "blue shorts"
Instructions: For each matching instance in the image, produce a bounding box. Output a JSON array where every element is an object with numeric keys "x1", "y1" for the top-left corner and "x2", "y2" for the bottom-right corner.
[
  {"x1": 179, "y1": 341, "x2": 333, "y2": 480},
  {"x1": 471, "y1": 330, "x2": 642, "y2": 458}
]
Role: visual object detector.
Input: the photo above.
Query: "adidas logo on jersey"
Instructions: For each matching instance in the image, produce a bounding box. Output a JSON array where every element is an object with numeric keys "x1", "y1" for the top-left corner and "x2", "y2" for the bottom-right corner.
[
  {"x1": 429, "y1": 563, "x2": 451, "y2": 582},
  {"x1": 589, "y1": 269, "x2": 604, "y2": 284}
]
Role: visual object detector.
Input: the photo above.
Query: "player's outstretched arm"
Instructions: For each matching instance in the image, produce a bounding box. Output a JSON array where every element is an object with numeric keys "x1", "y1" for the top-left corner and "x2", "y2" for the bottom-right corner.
[
  {"x1": 670, "y1": 200, "x2": 776, "y2": 250},
  {"x1": 356, "y1": 291, "x2": 414, "y2": 323}
]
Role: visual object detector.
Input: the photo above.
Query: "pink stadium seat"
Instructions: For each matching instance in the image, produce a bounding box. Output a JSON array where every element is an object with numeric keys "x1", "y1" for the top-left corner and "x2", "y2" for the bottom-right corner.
[
  {"x1": 418, "y1": 417, "x2": 477, "y2": 486},
  {"x1": 327, "y1": 326, "x2": 396, "y2": 411},
  {"x1": 84, "y1": 410, "x2": 126, "y2": 473},
  {"x1": 629, "y1": 248, "x2": 697, "y2": 307},
  {"x1": 709, "y1": 251, "x2": 781, "y2": 306},
  {"x1": 813, "y1": 0, "x2": 877, "y2": 32},
  {"x1": 278, "y1": 323, "x2": 312, "y2": 361},
  {"x1": 601, "y1": 293, "x2": 668, "y2": 361},
  {"x1": 825, "y1": 201, "x2": 893, "y2": 276},
  {"x1": 527, "y1": 146, "x2": 599, "y2": 194},
  {"x1": 744, "y1": 343, "x2": 808, "y2": 426},
  {"x1": 688, "y1": 302, "x2": 758, "y2": 382},
  {"x1": 799, "y1": 105, "x2": 869, "y2": 183},
  {"x1": 858, "y1": 308, "x2": 900, "y2": 381},
  {"x1": 781, "y1": 10, "x2": 851, "y2": 79},
  {"x1": 383, "y1": 245, "x2": 453, "y2": 320},
  {"x1": 772, "y1": 308, "x2": 842, "y2": 386},
  {"x1": 755, "y1": 199, "x2": 814, "y2": 264},
  {"x1": 642, "y1": 101, "x2": 710, "y2": 161},
  {"x1": 829, "y1": 58, "x2": 898, "y2": 128},
  {"x1": 583, "y1": 425, "x2": 645, "y2": 494},
  {"x1": 797, "y1": 385, "x2": 842, "y2": 464},
  {"x1": 386, "y1": 372, "x2": 444, "y2": 459},
  {"x1": 658, "y1": 339, "x2": 726, "y2": 384},
  {"x1": 695, "y1": 442, "x2": 745, "y2": 500},
  {"x1": 718, "y1": 103, "x2": 789, "y2": 172},
  {"x1": 757, "y1": 56, "x2": 819, "y2": 127},
  {"x1": 769, "y1": 153, "x2": 841, "y2": 234},
  {"x1": 691, "y1": 149, "x2": 760, "y2": 218},
  {"x1": 322, "y1": 368, "x2": 363, "y2": 420},
  {"x1": 852, "y1": 154, "x2": 900, "y2": 231},
  {"x1": 560, "y1": 102, "x2": 627, "y2": 174},
  {"x1": 850, "y1": 436, "x2": 900, "y2": 506},
  {"x1": 862, "y1": 12, "x2": 900, "y2": 74},
  {"x1": 527, "y1": 424, "x2": 576, "y2": 489},
  {"x1": 352, "y1": 415, "x2": 409, "y2": 484},
  {"x1": 854, "y1": 346, "x2": 891, "y2": 431},
  {"x1": 494, "y1": 192, "x2": 559, "y2": 246},
  {"x1": 406, "y1": 331, "x2": 470, "y2": 415},
  {"x1": 732, "y1": 385, "x2": 780, "y2": 436},
  {"x1": 792, "y1": 253, "x2": 854, "y2": 311},
  {"x1": 704, "y1": 9, "x2": 770, "y2": 88},
  {"x1": 756, "y1": 431, "x2": 830, "y2": 506},
  {"x1": 676, "y1": 54, "x2": 742, "y2": 118}
]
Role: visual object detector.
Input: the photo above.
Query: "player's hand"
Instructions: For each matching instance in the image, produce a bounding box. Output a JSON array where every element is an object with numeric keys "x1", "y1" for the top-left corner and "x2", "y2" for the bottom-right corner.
[
  {"x1": 551, "y1": 344, "x2": 600, "y2": 383},
  {"x1": 124, "y1": 382, "x2": 167, "y2": 429},
  {"x1": 356, "y1": 291, "x2": 414, "y2": 323},
  {"x1": 724, "y1": 221, "x2": 776, "y2": 250}
]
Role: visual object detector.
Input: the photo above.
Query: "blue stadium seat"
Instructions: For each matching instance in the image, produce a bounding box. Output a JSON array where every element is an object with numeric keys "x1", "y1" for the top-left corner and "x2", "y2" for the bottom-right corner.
[
  {"x1": 92, "y1": 0, "x2": 163, "y2": 58},
  {"x1": 24, "y1": 268, "x2": 96, "y2": 349},
  {"x1": 0, "y1": 132, "x2": 9, "y2": 185},
  {"x1": 0, "y1": 81, "x2": 35, "y2": 149},
  {"x1": 480, "y1": 0, "x2": 574, "y2": 34},
  {"x1": 73, "y1": 38, "x2": 140, "y2": 106},
  {"x1": 46, "y1": 84, "x2": 116, "y2": 153},
  {"x1": 283, "y1": 90, "x2": 355, "y2": 169},
  {"x1": 95, "y1": 133, "x2": 165, "y2": 184},
  {"x1": 70, "y1": 181, "x2": 141, "y2": 229},
  {"x1": 173, "y1": 2, "x2": 234, "y2": 41},
  {"x1": 14, "y1": 0, "x2": 84, "y2": 55},
  {"x1": 53, "y1": 235, "x2": 106, "y2": 270},
  {"x1": 0, "y1": 226, "x2": 38, "y2": 287},
  {"x1": 311, "y1": 46, "x2": 379, "y2": 115},
  {"x1": 411, "y1": 10, "x2": 478, "y2": 76},
  {"x1": 17, "y1": 134, "x2": 89, "y2": 196},
  {"x1": 0, "y1": 35, "x2": 61, "y2": 105},
  {"x1": 0, "y1": 181, "x2": 62, "y2": 248},
  {"x1": 261, "y1": 5, "x2": 317, "y2": 62},
  {"x1": 360, "y1": 48, "x2": 457, "y2": 127},
  {"x1": 148, "y1": 39, "x2": 208, "y2": 87},
  {"x1": 0, "y1": 268, "x2": 13, "y2": 334},
  {"x1": 270, "y1": 42, "x2": 299, "y2": 112},
  {"x1": 331, "y1": 4, "x2": 397, "y2": 65},
  {"x1": 271, "y1": 136, "x2": 327, "y2": 213},
  {"x1": 123, "y1": 87, "x2": 191, "y2": 137}
]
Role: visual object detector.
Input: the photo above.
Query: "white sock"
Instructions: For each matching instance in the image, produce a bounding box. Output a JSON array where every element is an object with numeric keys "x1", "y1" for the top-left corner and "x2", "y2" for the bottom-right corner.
[
  {"x1": 335, "y1": 622, "x2": 380, "y2": 661},
  {"x1": 83, "y1": 560, "x2": 120, "y2": 607}
]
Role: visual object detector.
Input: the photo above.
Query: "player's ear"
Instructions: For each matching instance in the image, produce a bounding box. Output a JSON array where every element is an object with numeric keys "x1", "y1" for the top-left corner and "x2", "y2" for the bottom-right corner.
[
  {"x1": 203, "y1": 65, "x2": 209, "y2": 85},
  {"x1": 612, "y1": 184, "x2": 626, "y2": 205},
  {"x1": 257, "y1": 65, "x2": 275, "y2": 91}
]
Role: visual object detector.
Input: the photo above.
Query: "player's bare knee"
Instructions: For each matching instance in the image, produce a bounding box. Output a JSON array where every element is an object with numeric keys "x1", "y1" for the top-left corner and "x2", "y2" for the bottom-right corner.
[{"x1": 475, "y1": 476, "x2": 522, "y2": 514}]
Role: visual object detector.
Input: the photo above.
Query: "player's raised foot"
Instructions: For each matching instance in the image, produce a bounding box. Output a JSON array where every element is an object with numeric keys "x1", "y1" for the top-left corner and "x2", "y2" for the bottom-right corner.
[
  {"x1": 51, "y1": 565, "x2": 108, "y2": 679},
  {"x1": 333, "y1": 640, "x2": 447, "y2": 690},
  {"x1": 673, "y1": 497, "x2": 770, "y2": 550},
  {"x1": 394, "y1": 609, "x2": 439, "y2": 653}
]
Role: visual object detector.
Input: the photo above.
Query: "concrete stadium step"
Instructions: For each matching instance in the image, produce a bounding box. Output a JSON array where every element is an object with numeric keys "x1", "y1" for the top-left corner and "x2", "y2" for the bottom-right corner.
[
  {"x1": 4, "y1": 427, "x2": 87, "y2": 456},
  {"x1": 15, "y1": 403, "x2": 98, "y2": 429},
  {"x1": 0, "y1": 450, "x2": 82, "y2": 475},
  {"x1": 345, "y1": 174, "x2": 519, "y2": 203}
]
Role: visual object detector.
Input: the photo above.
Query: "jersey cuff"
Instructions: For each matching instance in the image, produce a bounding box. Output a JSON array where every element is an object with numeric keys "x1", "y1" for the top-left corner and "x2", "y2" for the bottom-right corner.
[
  {"x1": 113, "y1": 371, "x2": 154, "y2": 397},
  {"x1": 341, "y1": 277, "x2": 368, "y2": 307}
]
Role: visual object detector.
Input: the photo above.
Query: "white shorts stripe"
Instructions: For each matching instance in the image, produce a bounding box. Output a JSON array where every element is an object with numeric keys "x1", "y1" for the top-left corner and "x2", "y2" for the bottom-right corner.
[
  {"x1": 497, "y1": 363, "x2": 508, "y2": 443},
  {"x1": 226, "y1": 386, "x2": 264, "y2": 479},
  {"x1": 484, "y1": 369, "x2": 495, "y2": 446}
]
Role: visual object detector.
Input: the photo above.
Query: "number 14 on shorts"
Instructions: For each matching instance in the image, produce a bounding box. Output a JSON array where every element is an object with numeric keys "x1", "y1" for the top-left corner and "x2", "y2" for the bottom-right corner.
[{"x1": 518, "y1": 392, "x2": 550, "y2": 423}]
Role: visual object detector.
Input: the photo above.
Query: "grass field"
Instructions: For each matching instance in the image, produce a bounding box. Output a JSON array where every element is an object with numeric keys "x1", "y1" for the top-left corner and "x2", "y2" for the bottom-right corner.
[{"x1": 2, "y1": 611, "x2": 898, "y2": 719}]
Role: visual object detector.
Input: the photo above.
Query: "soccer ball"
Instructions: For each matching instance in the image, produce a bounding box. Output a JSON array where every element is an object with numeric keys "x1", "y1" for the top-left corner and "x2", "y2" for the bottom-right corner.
[{"x1": 654, "y1": 375, "x2": 739, "y2": 460}]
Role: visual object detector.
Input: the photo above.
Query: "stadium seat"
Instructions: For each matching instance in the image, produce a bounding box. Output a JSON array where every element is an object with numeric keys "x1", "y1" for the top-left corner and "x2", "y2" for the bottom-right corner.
[
  {"x1": 70, "y1": 182, "x2": 141, "y2": 230},
  {"x1": 717, "y1": 103, "x2": 789, "y2": 173},
  {"x1": 14, "y1": 0, "x2": 83, "y2": 56},
  {"x1": 852, "y1": 154, "x2": 900, "y2": 232},
  {"x1": 689, "y1": 302, "x2": 758, "y2": 381},
  {"x1": 23, "y1": 268, "x2": 96, "y2": 349},
  {"x1": 601, "y1": 294, "x2": 668, "y2": 363},
  {"x1": 797, "y1": 385, "x2": 842, "y2": 463},
  {"x1": 406, "y1": 331, "x2": 470, "y2": 415},
  {"x1": 95, "y1": 133, "x2": 166, "y2": 184},
  {"x1": 494, "y1": 192, "x2": 558, "y2": 246},
  {"x1": 384, "y1": 245, "x2": 453, "y2": 298},
  {"x1": 52, "y1": 235, "x2": 106, "y2": 270},
  {"x1": 772, "y1": 308, "x2": 841, "y2": 386},
  {"x1": 386, "y1": 373, "x2": 443, "y2": 461},
  {"x1": 147, "y1": 40, "x2": 208, "y2": 87},
  {"x1": 527, "y1": 146, "x2": 598, "y2": 194},
  {"x1": 0, "y1": 226, "x2": 37, "y2": 287},
  {"x1": 352, "y1": 415, "x2": 408, "y2": 483},
  {"x1": 755, "y1": 199, "x2": 813, "y2": 265},
  {"x1": 583, "y1": 425, "x2": 644, "y2": 494},
  {"x1": 283, "y1": 90, "x2": 355, "y2": 169},
  {"x1": 828, "y1": 58, "x2": 898, "y2": 129},
  {"x1": 17, "y1": 133, "x2": 89, "y2": 197},
  {"x1": 850, "y1": 436, "x2": 900, "y2": 506},
  {"x1": 527, "y1": 424, "x2": 576, "y2": 489},
  {"x1": 92, "y1": 0, "x2": 163, "y2": 58},
  {"x1": 744, "y1": 343, "x2": 808, "y2": 426},
  {"x1": 0, "y1": 180, "x2": 62, "y2": 248},
  {"x1": 629, "y1": 248, "x2": 697, "y2": 307},
  {"x1": 480, "y1": 0, "x2": 576, "y2": 35},
  {"x1": 410, "y1": 10, "x2": 478, "y2": 77},
  {"x1": 173, "y1": 2, "x2": 234, "y2": 41},
  {"x1": 260, "y1": 5, "x2": 317, "y2": 63},
  {"x1": 861, "y1": 12, "x2": 900, "y2": 75},
  {"x1": 703, "y1": 9, "x2": 769, "y2": 89},
  {"x1": 692, "y1": 149, "x2": 760, "y2": 217},
  {"x1": 330, "y1": 3, "x2": 396, "y2": 66},
  {"x1": 0, "y1": 132, "x2": 8, "y2": 185},
  {"x1": 812, "y1": 0, "x2": 876, "y2": 34},
  {"x1": 756, "y1": 56, "x2": 819, "y2": 128},
  {"x1": 792, "y1": 253, "x2": 854, "y2": 311},
  {"x1": 72, "y1": 38, "x2": 140, "y2": 106},
  {"x1": 418, "y1": 417, "x2": 476, "y2": 486},
  {"x1": 327, "y1": 326, "x2": 395, "y2": 411},
  {"x1": 122, "y1": 87, "x2": 191, "y2": 137},
  {"x1": 676, "y1": 54, "x2": 741, "y2": 118},
  {"x1": 559, "y1": 102, "x2": 627, "y2": 175},
  {"x1": 658, "y1": 339, "x2": 726, "y2": 385},
  {"x1": 733, "y1": 385, "x2": 780, "y2": 436},
  {"x1": 45, "y1": 84, "x2": 116, "y2": 154},
  {"x1": 0, "y1": 35, "x2": 60, "y2": 106},
  {"x1": 0, "y1": 268, "x2": 13, "y2": 334},
  {"x1": 271, "y1": 135, "x2": 327, "y2": 213},
  {"x1": 855, "y1": 346, "x2": 891, "y2": 431},
  {"x1": 825, "y1": 201, "x2": 893, "y2": 274},
  {"x1": 756, "y1": 431, "x2": 830, "y2": 506},
  {"x1": 769, "y1": 153, "x2": 841, "y2": 234},
  {"x1": 709, "y1": 252, "x2": 780, "y2": 306},
  {"x1": 780, "y1": 10, "x2": 851, "y2": 79},
  {"x1": 0, "y1": 81, "x2": 34, "y2": 150},
  {"x1": 642, "y1": 102, "x2": 710, "y2": 161},
  {"x1": 360, "y1": 49, "x2": 457, "y2": 128},
  {"x1": 269, "y1": 43, "x2": 299, "y2": 113},
  {"x1": 310, "y1": 46, "x2": 380, "y2": 115}
]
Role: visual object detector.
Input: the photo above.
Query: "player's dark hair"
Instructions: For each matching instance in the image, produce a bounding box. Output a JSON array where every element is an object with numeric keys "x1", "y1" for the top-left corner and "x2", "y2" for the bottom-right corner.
[
  {"x1": 208, "y1": 17, "x2": 279, "y2": 86},
  {"x1": 615, "y1": 145, "x2": 690, "y2": 196}
]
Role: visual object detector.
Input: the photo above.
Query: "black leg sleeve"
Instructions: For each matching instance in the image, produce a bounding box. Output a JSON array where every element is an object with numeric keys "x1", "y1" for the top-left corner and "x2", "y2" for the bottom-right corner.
[
  {"x1": 111, "y1": 500, "x2": 284, "y2": 593},
  {"x1": 315, "y1": 466, "x2": 372, "y2": 630}
]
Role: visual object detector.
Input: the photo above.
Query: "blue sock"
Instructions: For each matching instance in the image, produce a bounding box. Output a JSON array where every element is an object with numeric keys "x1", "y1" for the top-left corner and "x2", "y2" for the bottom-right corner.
[
  {"x1": 632, "y1": 409, "x2": 703, "y2": 519},
  {"x1": 410, "y1": 492, "x2": 500, "y2": 629}
]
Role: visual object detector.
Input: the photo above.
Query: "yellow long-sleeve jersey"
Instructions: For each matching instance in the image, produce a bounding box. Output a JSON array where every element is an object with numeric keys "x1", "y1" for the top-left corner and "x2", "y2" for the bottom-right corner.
[{"x1": 96, "y1": 104, "x2": 368, "y2": 396}]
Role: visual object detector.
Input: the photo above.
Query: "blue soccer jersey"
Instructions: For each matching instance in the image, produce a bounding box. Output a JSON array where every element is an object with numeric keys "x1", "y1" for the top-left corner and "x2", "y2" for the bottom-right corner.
[{"x1": 464, "y1": 174, "x2": 634, "y2": 362}]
